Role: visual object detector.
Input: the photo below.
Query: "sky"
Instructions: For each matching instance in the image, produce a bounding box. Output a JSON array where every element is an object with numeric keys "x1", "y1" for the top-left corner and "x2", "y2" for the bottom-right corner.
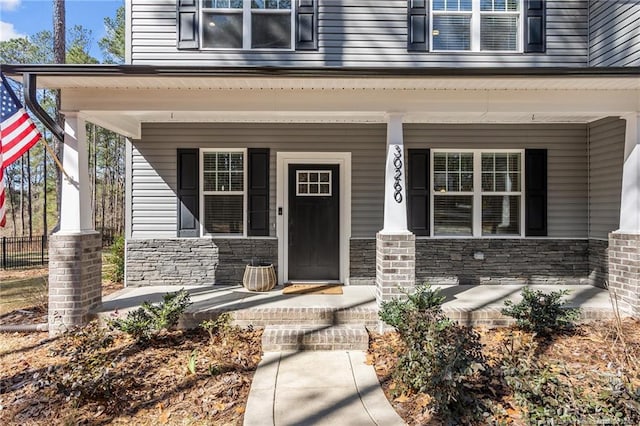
[{"x1": 0, "y1": 0, "x2": 123, "y2": 61}]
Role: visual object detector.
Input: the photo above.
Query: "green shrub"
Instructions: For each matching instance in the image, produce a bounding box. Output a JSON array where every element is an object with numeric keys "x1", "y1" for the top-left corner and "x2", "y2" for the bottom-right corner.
[
  {"x1": 106, "y1": 235, "x2": 125, "y2": 283},
  {"x1": 379, "y1": 283, "x2": 446, "y2": 332},
  {"x1": 379, "y1": 284, "x2": 487, "y2": 422},
  {"x1": 501, "y1": 288, "x2": 581, "y2": 335},
  {"x1": 201, "y1": 312, "x2": 234, "y2": 341},
  {"x1": 109, "y1": 289, "x2": 191, "y2": 340}
]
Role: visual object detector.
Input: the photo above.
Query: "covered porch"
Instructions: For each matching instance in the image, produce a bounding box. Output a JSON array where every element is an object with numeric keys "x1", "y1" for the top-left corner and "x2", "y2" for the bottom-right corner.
[
  {"x1": 3, "y1": 65, "x2": 640, "y2": 334},
  {"x1": 96, "y1": 284, "x2": 617, "y2": 327}
]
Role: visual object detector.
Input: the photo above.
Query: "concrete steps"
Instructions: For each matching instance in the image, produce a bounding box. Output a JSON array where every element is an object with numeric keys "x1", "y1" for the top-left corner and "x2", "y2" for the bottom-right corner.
[
  {"x1": 262, "y1": 324, "x2": 369, "y2": 351},
  {"x1": 231, "y1": 306, "x2": 379, "y2": 328}
]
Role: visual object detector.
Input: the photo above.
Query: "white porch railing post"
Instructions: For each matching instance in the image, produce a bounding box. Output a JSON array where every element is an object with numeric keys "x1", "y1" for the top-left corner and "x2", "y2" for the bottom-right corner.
[
  {"x1": 48, "y1": 113, "x2": 102, "y2": 336},
  {"x1": 376, "y1": 114, "x2": 415, "y2": 328},
  {"x1": 608, "y1": 113, "x2": 640, "y2": 317}
]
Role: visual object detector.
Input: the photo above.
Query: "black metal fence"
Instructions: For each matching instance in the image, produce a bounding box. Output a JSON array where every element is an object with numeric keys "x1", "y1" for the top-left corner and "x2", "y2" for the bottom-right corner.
[
  {"x1": 1, "y1": 230, "x2": 121, "y2": 270},
  {"x1": 1, "y1": 235, "x2": 48, "y2": 270}
]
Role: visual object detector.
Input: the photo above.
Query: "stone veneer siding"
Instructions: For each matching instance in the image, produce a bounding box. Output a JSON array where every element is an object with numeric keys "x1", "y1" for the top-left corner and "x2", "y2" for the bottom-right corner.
[
  {"x1": 48, "y1": 232, "x2": 102, "y2": 335},
  {"x1": 212, "y1": 238, "x2": 278, "y2": 284},
  {"x1": 126, "y1": 239, "x2": 219, "y2": 286},
  {"x1": 126, "y1": 238, "x2": 278, "y2": 286},
  {"x1": 588, "y1": 239, "x2": 609, "y2": 288},
  {"x1": 351, "y1": 238, "x2": 592, "y2": 286},
  {"x1": 608, "y1": 233, "x2": 640, "y2": 316},
  {"x1": 416, "y1": 239, "x2": 590, "y2": 285},
  {"x1": 350, "y1": 239, "x2": 377, "y2": 285}
]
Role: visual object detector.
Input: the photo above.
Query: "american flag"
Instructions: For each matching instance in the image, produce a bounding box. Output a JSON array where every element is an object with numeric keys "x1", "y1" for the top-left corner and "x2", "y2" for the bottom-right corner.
[{"x1": 1, "y1": 73, "x2": 42, "y2": 227}]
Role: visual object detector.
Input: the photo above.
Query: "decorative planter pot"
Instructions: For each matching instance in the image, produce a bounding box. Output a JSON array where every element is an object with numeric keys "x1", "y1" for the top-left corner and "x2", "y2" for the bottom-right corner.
[{"x1": 242, "y1": 264, "x2": 277, "y2": 292}]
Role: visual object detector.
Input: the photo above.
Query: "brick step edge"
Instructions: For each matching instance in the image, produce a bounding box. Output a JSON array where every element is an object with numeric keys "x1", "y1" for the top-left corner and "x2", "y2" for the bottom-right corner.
[
  {"x1": 186, "y1": 307, "x2": 378, "y2": 328},
  {"x1": 262, "y1": 324, "x2": 369, "y2": 351}
]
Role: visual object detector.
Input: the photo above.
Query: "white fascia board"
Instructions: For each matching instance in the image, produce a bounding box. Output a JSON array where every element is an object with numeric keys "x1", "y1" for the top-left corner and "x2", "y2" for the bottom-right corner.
[{"x1": 63, "y1": 87, "x2": 639, "y2": 115}]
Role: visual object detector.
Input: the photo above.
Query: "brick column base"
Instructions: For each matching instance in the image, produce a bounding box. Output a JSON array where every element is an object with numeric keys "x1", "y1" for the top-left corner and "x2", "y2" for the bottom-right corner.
[
  {"x1": 375, "y1": 232, "x2": 416, "y2": 307},
  {"x1": 608, "y1": 232, "x2": 640, "y2": 316},
  {"x1": 48, "y1": 232, "x2": 102, "y2": 336}
]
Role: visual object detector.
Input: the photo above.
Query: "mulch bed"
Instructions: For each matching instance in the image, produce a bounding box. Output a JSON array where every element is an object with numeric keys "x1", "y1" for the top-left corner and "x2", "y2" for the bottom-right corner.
[
  {"x1": 0, "y1": 326, "x2": 263, "y2": 425},
  {"x1": 368, "y1": 318, "x2": 640, "y2": 425}
]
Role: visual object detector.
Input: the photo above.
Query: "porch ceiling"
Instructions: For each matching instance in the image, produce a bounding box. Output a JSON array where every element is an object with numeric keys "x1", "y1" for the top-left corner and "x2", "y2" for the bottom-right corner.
[{"x1": 4, "y1": 65, "x2": 640, "y2": 138}]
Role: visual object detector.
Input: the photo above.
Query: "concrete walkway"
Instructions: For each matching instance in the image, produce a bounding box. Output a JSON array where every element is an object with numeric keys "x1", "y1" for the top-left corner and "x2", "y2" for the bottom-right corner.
[{"x1": 243, "y1": 351, "x2": 406, "y2": 426}]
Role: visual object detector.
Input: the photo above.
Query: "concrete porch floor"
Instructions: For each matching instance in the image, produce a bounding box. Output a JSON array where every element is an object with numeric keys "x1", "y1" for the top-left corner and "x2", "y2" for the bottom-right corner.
[{"x1": 94, "y1": 284, "x2": 620, "y2": 328}]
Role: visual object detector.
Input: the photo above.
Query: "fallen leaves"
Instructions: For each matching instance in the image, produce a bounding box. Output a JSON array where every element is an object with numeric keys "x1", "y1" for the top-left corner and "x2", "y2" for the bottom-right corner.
[
  {"x1": 369, "y1": 318, "x2": 640, "y2": 426},
  {"x1": 0, "y1": 327, "x2": 263, "y2": 426}
]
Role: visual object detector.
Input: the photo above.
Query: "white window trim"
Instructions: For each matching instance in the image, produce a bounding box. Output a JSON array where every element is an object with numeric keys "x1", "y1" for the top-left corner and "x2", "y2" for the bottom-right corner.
[
  {"x1": 430, "y1": 149, "x2": 525, "y2": 238},
  {"x1": 200, "y1": 148, "x2": 248, "y2": 238},
  {"x1": 430, "y1": 0, "x2": 524, "y2": 53},
  {"x1": 199, "y1": 0, "x2": 295, "y2": 51}
]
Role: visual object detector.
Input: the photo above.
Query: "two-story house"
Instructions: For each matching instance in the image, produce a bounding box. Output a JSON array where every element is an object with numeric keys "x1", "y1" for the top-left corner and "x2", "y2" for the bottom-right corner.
[{"x1": 4, "y1": 0, "x2": 640, "y2": 333}]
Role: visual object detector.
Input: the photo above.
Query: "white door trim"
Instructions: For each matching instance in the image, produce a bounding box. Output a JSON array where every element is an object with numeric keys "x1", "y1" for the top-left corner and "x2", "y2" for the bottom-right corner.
[{"x1": 276, "y1": 152, "x2": 352, "y2": 284}]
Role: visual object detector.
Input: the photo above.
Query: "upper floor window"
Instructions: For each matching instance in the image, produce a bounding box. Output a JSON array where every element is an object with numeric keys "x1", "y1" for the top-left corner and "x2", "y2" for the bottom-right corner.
[
  {"x1": 431, "y1": 0, "x2": 521, "y2": 52},
  {"x1": 201, "y1": 0, "x2": 293, "y2": 50}
]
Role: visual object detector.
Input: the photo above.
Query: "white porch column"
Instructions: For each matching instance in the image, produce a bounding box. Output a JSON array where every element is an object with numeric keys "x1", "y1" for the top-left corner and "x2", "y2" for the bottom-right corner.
[
  {"x1": 619, "y1": 113, "x2": 640, "y2": 233},
  {"x1": 48, "y1": 112, "x2": 102, "y2": 335},
  {"x1": 59, "y1": 113, "x2": 92, "y2": 232},
  {"x1": 382, "y1": 113, "x2": 409, "y2": 233},
  {"x1": 376, "y1": 114, "x2": 415, "y2": 319},
  {"x1": 608, "y1": 113, "x2": 640, "y2": 316}
]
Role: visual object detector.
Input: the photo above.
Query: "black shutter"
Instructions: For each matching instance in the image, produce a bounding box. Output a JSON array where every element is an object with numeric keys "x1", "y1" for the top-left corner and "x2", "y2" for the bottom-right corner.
[
  {"x1": 177, "y1": 0, "x2": 199, "y2": 49},
  {"x1": 296, "y1": 0, "x2": 318, "y2": 50},
  {"x1": 524, "y1": 0, "x2": 545, "y2": 53},
  {"x1": 408, "y1": 149, "x2": 430, "y2": 236},
  {"x1": 525, "y1": 149, "x2": 547, "y2": 236},
  {"x1": 248, "y1": 148, "x2": 270, "y2": 236},
  {"x1": 177, "y1": 149, "x2": 200, "y2": 237},
  {"x1": 407, "y1": 0, "x2": 428, "y2": 51}
]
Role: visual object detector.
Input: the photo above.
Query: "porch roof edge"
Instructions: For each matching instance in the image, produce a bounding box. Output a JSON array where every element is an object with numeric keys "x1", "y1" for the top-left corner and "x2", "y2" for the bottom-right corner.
[{"x1": 2, "y1": 64, "x2": 640, "y2": 79}]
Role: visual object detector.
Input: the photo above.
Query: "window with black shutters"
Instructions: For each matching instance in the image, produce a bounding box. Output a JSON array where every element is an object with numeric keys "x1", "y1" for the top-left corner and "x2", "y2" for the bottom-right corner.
[{"x1": 202, "y1": 149, "x2": 246, "y2": 236}]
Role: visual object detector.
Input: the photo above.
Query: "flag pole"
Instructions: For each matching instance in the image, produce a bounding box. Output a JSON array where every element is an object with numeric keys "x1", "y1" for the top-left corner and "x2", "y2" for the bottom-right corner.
[{"x1": 39, "y1": 138, "x2": 72, "y2": 182}]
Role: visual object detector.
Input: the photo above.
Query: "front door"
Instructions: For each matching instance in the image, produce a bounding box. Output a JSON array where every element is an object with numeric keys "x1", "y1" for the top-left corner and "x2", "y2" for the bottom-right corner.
[{"x1": 288, "y1": 164, "x2": 340, "y2": 280}]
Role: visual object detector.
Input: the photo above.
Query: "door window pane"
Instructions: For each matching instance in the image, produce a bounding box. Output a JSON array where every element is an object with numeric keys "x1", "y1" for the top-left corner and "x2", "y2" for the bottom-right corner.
[{"x1": 297, "y1": 171, "x2": 332, "y2": 196}]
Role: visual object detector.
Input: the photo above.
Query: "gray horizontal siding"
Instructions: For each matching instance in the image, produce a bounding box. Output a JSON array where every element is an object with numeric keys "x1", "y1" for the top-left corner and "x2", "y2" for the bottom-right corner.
[
  {"x1": 130, "y1": 0, "x2": 588, "y2": 67},
  {"x1": 589, "y1": 0, "x2": 640, "y2": 67},
  {"x1": 588, "y1": 117, "x2": 625, "y2": 239},
  {"x1": 404, "y1": 124, "x2": 589, "y2": 238},
  {"x1": 131, "y1": 123, "x2": 589, "y2": 240},
  {"x1": 131, "y1": 123, "x2": 386, "y2": 239}
]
